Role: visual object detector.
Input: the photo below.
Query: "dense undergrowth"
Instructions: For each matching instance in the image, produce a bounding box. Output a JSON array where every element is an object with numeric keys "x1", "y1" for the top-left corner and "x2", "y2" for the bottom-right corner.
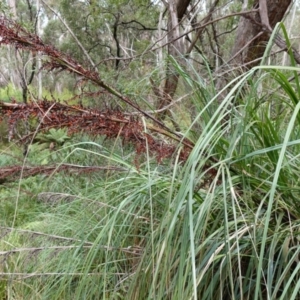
[{"x1": 1, "y1": 35, "x2": 300, "y2": 299}]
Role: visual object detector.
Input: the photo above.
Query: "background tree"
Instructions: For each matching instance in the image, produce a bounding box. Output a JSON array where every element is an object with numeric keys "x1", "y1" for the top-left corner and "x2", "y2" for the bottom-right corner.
[
  {"x1": 1, "y1": 0, "x2": 299, "y2": 117},
  {"x1": 230, "y1": 0, "x2": 293, "y2": 67}
]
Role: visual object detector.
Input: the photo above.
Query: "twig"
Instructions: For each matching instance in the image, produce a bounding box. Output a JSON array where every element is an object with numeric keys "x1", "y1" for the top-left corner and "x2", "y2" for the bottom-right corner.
[{"x1": 41, "y1": 0, "x2": 98, "y2": 71}]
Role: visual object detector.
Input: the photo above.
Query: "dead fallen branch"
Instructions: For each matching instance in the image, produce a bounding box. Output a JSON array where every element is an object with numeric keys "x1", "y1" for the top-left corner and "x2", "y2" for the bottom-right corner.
[
  {"x1": 0, "y1": 163, "x2": 126, "y2": 184},
  {"x1": 0, "y1": 16, "x2": 177, "y2": 135},
  {"x1": 0, "y1": 100, "x2": 192, "y2": 162},
  {"x1": 0, "y1": 16, "x2": 193, "y2": 166}
]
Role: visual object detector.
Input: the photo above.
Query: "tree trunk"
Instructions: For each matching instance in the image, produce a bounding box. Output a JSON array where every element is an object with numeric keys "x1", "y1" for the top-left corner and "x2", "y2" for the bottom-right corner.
[
  {"x1": 8, "y1": 0, "x2": 17, "y2": 18},
  {"x1": 158, "y1": 0, "x2": 191, "y2": 121},
  {"x1": 215, "y1": 0, "x2": 293, "y2": 98},
  {"x1": 230, "y1": 0, "x2": 292, "y2": 67}
]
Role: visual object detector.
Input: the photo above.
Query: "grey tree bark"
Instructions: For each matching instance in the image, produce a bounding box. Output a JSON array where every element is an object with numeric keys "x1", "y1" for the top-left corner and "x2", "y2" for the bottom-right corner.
[
  {"x1": 157, "y1": 0, "x2": 191, "y2": 122},
  {"x1": 230, "y1": 0, "x2": 292, "y2": 67}
]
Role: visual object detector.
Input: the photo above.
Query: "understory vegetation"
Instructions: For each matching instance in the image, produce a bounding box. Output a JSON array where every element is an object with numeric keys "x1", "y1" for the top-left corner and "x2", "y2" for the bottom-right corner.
[
  {"x1": 1, "y1": 1, "x2": 300, "y2": 298},
  {"x1": 2, "y1": 56, "x2": 300, "y2": 299}
]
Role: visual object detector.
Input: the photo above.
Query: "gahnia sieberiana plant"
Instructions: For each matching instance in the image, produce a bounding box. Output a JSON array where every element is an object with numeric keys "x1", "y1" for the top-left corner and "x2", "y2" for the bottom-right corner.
[{"x1": 1, "y1": 23, "x2": 300, "y2": 300}]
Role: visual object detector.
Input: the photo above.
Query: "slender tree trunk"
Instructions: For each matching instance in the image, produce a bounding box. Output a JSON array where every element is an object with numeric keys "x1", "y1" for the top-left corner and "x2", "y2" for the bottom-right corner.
[
  {"x1": 7, "y1": 0, "x2": 18, "y2": 88},
  {"x1": 36, "y1": 0, "x2": 42, "y2": 99},
  {"x1": 158, "y1": 0, "x2": 191, "y2": 120},
  {"x1": 8, "y1": 0, "x2": 17, "y2": 17}
]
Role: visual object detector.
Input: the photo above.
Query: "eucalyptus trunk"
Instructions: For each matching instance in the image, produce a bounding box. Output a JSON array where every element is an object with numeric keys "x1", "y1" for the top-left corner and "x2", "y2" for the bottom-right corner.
[
  {"x1": 158, "y1": 0, "x2": 191, "y2": 119},
  {"x1": 231, "y1": 0, "x2": 292, "y2": 67}
]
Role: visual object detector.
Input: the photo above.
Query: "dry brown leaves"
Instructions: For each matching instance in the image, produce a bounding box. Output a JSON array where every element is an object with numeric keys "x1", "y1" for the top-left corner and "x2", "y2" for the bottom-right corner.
[{"x1": 0, "y1": 100, "x2": 191, "y2": 164}]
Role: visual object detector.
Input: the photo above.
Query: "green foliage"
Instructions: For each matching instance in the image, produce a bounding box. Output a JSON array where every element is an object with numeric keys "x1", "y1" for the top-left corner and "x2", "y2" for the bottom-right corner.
[
  {"x1": 42, "y1": 19, "x2": 65, "y2": 47},
  {"x1": 0, "y1": 83, "x2": 23, "y2": 102},
  {"x1": 2, "y1": 10, "x2": 300, "y2": 300},
  {"x1": 27, "y1": 128, "x2": 71, "y2": 165},
  {"x1": 2, "y1": 59, "x2": 300, "y2": 298},
  {"x1": 0, "y1": 1, "x2": 10, "y2": 15},
  {"x1": 36, "y1": 128, "x2": 70, "y2": 145}
]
